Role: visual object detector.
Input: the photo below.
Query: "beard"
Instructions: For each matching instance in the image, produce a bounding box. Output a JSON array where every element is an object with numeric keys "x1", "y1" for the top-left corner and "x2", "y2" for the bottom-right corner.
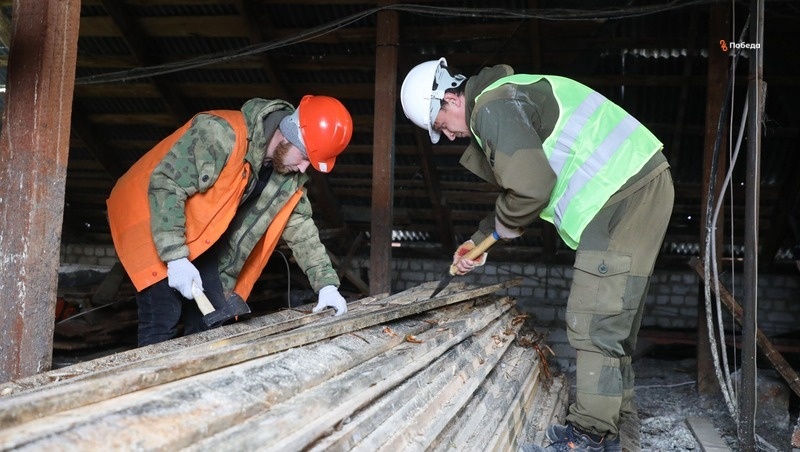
[{"x1": 271, "y1": 140, "x2": 293, "y2": 174}]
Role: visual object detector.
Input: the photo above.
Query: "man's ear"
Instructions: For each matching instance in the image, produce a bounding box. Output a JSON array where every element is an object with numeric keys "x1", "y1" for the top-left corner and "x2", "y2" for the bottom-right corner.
[{"x1": 443, "y1": 92, "x2": 461, "y2": 107}]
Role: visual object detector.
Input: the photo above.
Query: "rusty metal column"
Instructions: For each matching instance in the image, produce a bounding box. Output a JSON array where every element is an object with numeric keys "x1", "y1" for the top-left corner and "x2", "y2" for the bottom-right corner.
[
  {"x1": 369, "y1": 5, "x2": 398, "y2": 295},
  {"x1": 740, "y1": 0, "x2": 765, "y2": 449},
  {"x1": 0, "y1": 0, "x2": 81, "y2": 382}
]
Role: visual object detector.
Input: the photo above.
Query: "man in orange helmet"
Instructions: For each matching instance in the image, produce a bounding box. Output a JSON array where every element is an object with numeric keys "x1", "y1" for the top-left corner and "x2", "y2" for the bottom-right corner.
[{"x1": 107, "y1": 96, "x2": 353, "y2": 346}]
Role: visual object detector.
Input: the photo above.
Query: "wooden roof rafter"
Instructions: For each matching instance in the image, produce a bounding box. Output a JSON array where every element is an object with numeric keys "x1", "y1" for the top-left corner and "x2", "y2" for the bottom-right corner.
[
  {"x1": 231, "y1": 0, "x2": 347, "y2": 232},
  {"x1": 98, "y1": 0, "x2": 191, "y2": 124}
]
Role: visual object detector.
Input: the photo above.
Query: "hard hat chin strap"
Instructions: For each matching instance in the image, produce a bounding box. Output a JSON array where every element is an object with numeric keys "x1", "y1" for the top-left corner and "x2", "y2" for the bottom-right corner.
[{"x1": 428, "y1": 63, "x2": 466, "y2": 126}]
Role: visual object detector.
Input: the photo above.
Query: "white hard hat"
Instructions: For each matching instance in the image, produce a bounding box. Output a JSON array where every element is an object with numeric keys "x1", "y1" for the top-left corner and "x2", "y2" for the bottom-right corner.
[{"x1": 400, "y1": 58, "x2": 466, "y2": 144}]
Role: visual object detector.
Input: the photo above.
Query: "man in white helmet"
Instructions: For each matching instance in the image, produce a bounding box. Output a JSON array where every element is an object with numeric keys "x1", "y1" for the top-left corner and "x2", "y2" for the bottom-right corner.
[{"x1": 401, "y1": 58, "x2": 674, "y2": 452}]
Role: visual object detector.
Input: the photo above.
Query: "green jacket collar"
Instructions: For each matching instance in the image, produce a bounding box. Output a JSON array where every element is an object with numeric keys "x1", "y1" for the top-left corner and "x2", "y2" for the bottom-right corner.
[{"x1": 459, "y1": 64, "x2": 514, "y2": 186}]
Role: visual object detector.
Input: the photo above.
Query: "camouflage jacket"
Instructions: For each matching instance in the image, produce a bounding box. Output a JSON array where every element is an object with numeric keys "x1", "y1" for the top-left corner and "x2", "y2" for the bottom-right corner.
[{"x1": 148, "y1": 98, "x2": 340, "y2": 295}]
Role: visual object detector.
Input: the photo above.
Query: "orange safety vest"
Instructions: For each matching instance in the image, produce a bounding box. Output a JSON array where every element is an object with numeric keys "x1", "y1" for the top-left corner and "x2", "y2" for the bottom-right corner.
[{"x1": 107, "y1": 110, "x2": 302, "y2": 300}]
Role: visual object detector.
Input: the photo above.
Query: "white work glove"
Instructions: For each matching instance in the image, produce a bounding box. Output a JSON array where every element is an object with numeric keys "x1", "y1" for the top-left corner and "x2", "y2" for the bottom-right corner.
[
  {"x1": 452, "y1": 240, "x2": 488, "y2": 275},
  {"x1": 313, "y1": 285, "x2": 347, "y2": 316},
  {"x1": 494, "y1": 217, "x2": 524, "y2": 240},
  {"x1": 166, "y1": 257, "x2": 203, "y2": 299}
]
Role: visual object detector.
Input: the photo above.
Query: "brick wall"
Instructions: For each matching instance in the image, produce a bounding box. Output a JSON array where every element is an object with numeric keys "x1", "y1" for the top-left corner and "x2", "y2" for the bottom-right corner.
[
  {"x1": 357, "y1": 256, "x2": 800, "y2": 371},
  {"x1": 61, "y1": 243, "x2": 119, "y2": 268}
]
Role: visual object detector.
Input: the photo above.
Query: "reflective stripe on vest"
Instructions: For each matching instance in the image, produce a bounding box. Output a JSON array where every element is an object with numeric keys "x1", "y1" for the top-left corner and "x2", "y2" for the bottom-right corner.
[{"x1": 472, "y1": 74, "x2": 663, "y2": 249}]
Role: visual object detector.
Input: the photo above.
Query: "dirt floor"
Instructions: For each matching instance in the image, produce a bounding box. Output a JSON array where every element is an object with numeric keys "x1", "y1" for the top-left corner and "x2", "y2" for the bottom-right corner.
[{"x1": 615, "y1": 352, "x2": 799, "y2": 451}]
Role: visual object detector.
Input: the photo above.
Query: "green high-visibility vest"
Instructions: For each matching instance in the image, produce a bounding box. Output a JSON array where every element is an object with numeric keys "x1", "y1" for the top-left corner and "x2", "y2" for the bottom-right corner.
[{"x1": 471, "y1": 74, "x2": 663, "y2": 249}]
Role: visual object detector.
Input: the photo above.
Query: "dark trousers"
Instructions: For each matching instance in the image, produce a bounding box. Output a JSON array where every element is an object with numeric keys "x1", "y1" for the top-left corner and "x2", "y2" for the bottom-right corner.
[{"x1": 136, "y1": 249, "x2": 228, "y2": 347}]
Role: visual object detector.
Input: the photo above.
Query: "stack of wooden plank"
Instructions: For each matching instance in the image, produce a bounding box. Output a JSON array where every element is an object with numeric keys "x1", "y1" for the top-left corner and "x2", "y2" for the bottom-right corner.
[{"x1": 0, "y1": 279, "x2": 567, "y2": 451}]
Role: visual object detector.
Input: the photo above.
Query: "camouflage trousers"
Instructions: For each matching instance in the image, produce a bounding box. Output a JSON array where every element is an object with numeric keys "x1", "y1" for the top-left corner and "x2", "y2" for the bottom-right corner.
[{"x1": 565, "y1": 168, "x2": 674, "y2": 439}]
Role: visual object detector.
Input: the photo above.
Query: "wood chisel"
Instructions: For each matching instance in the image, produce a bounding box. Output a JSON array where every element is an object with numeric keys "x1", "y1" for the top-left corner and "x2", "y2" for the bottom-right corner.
[{"x1": 429, "y1": 231, "x2": 500, "y2": 299}]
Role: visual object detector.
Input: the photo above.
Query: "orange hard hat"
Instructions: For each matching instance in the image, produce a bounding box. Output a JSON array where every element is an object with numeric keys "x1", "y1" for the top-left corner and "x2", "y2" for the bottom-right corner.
[{"x1": 297, "y1": 95, "x2": 353, "y2": 173}]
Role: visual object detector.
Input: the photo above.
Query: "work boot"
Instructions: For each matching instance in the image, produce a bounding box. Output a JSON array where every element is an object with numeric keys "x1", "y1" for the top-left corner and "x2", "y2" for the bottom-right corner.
[
  {"x1": 547, "y1": 423, "x2": 621, "y2": 451},
  {"x1": 546, "y1": 423, "x2": 568, "y2": 443},
  {"x1": 537, "y1": 423, "x2": 605, "y2": 451},
  {"x1": 603, "y1": 436, "x2": 621, "y2": 452}
]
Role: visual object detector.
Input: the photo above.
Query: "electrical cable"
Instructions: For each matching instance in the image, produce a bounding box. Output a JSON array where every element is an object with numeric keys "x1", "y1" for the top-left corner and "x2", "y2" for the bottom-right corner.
[
  {"x1": 727, "y1": 0, "x2": 740, "y2": 404},
  {"x1": 74, "y1": 1, "x2": 716, "y2": 86},
  {"x1": 635, "y1": 380, "x2": 696, "y2": 389},
  {"x1": 273, "y1": 249, "x2": 292, "y2": 309},
  {"x1": 711, "y1": 90, "x2": 748, "y2": 416},
  {"x1": 701, "y1": 10, "x2": 751, "y2": 419}
]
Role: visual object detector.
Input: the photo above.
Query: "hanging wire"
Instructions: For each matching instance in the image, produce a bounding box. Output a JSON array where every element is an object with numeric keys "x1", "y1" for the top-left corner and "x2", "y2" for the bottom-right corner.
[
  {"x1": 74, "y1": 1, "x2": 716, "y2": 86},
  {"x1": 727, "y1": 0, "x2": 740, "y2": 407},
  {"x1": 273, "y1": 249, "x2": 292, "y2": 309},
  {"x1": 702, "y1": 11, "x2": 751, "y2": 419},
  {"x1": 710, "y1": 90, "x2": 748, "y2": 415},
  {"x1": 716, "y1": 15, "x2": 748, "y2": 418}
]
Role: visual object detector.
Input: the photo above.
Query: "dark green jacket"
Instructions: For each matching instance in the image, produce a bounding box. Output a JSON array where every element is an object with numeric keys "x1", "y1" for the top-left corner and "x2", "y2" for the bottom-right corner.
[{"x1": 460, "y1": 65, "x2": 668, "y2": 245}]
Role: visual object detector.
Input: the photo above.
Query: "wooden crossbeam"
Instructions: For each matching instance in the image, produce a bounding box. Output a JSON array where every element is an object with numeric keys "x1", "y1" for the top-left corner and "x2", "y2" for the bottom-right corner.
[{"x1": 688, "y1": 257, "x2": 800, "y2": 398}]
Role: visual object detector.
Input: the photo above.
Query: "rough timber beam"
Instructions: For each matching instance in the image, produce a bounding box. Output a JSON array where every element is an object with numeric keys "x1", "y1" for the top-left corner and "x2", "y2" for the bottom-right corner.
[
  {"x1": 0, "y1": 0, "x2": 81, "y2": 383},
  {"x1": 369, "y1": 4, "x2": 398, "y2": 294},
  {"x1": 99, "y1": 0, "x2": 190, "y2": 125},
  {"x1": 0, "y1": 292, "x2": 545, "y2": 450},
  {"x1": 667, "y1": 10, "x2": 699, "y2": 170}
]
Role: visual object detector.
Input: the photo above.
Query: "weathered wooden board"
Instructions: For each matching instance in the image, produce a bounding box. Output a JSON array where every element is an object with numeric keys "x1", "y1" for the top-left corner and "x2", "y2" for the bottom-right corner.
[
  {"x1": 0, "y1": 304, "x2": 479, "y2": 449},
  {"x1": 518, "y1": 374, "x2": 569, "y2": 448},
  {"x1": 311, "y1": 324, "x2": 529, "y2": 452},
  {"x1": 686, "y1": 416, "x2": 732, "y2": 452},
  {"x1": 190, "y1": 300, "x2": 517, "y2": 451},
  {"x1": 0, "y1": 278, "x2": 566, "y2": 451},
  {"x1": 343, "y1": 309, "x2": 519, "y2": 451},
  {"x1": 431, "y1": 345, "x2": 537, "y2": 450},
  {"x1": 0, "y1": 279, "x2": 519, "y2": 429},
  {"x1": 482, "y1": 350, "x2": 543, "y2": 451}
]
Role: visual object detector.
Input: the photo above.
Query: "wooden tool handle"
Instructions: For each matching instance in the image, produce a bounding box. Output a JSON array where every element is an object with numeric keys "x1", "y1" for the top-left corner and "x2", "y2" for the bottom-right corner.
[
  {"x1": 449, "y1": 231, "x2": 500, "y2": 275},
  {"x1": 192, "y1": 282, "x2": 216, "y2": 315}
]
